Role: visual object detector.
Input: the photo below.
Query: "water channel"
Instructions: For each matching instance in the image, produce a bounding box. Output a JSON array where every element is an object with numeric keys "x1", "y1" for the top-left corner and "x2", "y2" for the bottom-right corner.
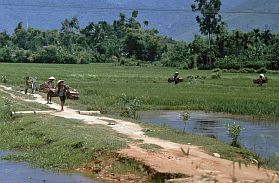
[
  {"x1": 139, "y1": 111, "x2": 279, "y2": 157},
  {"x1": 0, "y1": 151, "x2": 98, "y2": 183}
]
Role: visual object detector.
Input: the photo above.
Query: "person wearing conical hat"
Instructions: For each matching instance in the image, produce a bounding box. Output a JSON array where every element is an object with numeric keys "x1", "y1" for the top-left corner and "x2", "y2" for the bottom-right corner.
[
  {"x1": 57, "y1": 80, "x2": 67, "y2": 111},
  {"x1": 173, "y1": 72, "x2": 180, "y2": 84},
  {"x1": 258, "y1": 74, "x2": 266, "y2": 86},
  {"x1": 47, "y1": 76, "x2": 56, "y2": 104}
]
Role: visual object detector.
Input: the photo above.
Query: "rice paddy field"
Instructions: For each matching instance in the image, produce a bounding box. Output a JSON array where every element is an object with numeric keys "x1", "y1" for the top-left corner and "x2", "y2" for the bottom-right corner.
[
  {"x1": 1, "y1": 62, "x2": 279, "y2": 176},
  {"x1": 1, "y1": 63, "x2": 279, "y2": 120}
]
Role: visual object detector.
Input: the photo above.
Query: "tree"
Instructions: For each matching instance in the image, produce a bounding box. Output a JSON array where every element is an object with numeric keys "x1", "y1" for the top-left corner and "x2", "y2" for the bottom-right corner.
[
  {"x1": 12, "y1": 22, "x2": 28, "y2": 49},
  {"x1": 60, "y1": 16, "x2": 80, "y2": 50},
  {"x1": 0, "y1": 31, "x2": 11, "y2": 47},
  {"x1": 191, "y1": 0, "x2": 225, "y2": 47}
]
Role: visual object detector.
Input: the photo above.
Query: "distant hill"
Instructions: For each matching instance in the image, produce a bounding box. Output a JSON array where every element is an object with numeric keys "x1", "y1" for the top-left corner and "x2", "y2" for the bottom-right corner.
[{"x1": 0, "y1": 0, "x2": 278, "y2": 41}]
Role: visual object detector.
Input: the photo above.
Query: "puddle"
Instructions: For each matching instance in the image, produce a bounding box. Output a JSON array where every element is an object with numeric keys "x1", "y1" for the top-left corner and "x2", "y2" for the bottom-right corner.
[{"x1": 0, "y1": 151, "x2": 98, "y2": 183}]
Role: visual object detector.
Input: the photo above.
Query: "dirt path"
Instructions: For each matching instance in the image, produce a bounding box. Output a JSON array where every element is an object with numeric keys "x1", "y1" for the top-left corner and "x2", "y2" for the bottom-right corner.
[{"x1": 0, "y1": 85, "x2": 278, "y2": 183}]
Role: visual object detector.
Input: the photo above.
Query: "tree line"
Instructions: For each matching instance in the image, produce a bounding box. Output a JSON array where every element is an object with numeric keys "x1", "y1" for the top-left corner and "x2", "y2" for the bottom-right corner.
[{"x1": 0, "y1": 1, "x2": 278, "y2": 70}]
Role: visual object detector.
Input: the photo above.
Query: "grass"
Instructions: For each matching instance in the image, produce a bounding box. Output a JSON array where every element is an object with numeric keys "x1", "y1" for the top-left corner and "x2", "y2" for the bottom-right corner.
[
  {"x1": 142, "y1": 123, "x2": 261, "y2": 164},
  {"x1": 139, "y1": 143, "x2": 163, "y2": 152},
  {"x1": 0, "y1": 63, "x2": 278, "y2": 119},
  {"x1": 0, "y1": 114, "x2": 127, "y2": 170}
]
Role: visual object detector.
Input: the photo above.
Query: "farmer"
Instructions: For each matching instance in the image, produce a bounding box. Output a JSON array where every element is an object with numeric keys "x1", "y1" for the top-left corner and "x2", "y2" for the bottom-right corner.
[
  {"x1": 47, "y1": 76, "x2": 56, "y2": 104},
  {"x1": 259, "y1": 74, "x2": 266, "y2": 86},
  {"x1": 24, "y1": 76, "x2": 31, "y2": 94},
  {"x1": 173, "y1": 72, "x2": 180, "y2": 84},
  {"x1": 30, "y1": 77, "x2": 37, "y2": 94},
  {"x1": 57, "y1": 80, "x2": 67, "y2": 111},
  {"x1": 259, "y1": 74, "x2": 265, "y2": 81}
]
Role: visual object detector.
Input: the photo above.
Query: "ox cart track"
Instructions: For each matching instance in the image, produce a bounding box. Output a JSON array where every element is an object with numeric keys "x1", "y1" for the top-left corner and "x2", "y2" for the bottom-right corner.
[{"x1": 0, "y1": 85, "x2": 278, "y2": 183}]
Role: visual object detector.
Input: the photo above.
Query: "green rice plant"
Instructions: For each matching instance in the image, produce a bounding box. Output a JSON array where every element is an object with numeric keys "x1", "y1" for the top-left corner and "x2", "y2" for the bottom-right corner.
[{"x1": 0, "y1": 63, "x2": 279, "y2": 119}]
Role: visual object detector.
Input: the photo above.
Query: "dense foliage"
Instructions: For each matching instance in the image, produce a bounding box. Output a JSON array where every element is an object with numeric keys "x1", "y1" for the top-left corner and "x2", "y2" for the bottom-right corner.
[{"x1": 0, "y1": 7, "x2": 278, "y2": 70}]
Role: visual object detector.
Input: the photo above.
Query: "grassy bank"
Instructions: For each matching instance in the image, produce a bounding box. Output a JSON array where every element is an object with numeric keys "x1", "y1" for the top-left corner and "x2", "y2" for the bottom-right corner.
[{"x1": 1, "y1": 63, "x2": 279, "y2": 119}]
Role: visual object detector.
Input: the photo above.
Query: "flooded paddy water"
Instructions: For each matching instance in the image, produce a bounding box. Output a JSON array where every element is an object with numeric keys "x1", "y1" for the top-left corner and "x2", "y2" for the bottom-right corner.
[{"x1": 139, "y1": 111, "x2": 279, "y2": 157}]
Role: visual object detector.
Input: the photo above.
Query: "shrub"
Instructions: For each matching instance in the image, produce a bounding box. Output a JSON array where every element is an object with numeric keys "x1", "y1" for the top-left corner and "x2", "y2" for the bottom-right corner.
[
  {"x1": 239, "y1": 68, "x2": 256, "y2": 73},
  {"x1": 227, "y1": 123, "x2": 241, "y2": 147},
  {"x1": 119, "y1": 94, "x2": 143, "y2": 119}
]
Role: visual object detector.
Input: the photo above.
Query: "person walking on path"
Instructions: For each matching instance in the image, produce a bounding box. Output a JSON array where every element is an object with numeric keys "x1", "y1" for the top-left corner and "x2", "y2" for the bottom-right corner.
[
  {"x1": 24, "y1": 75, "x2": 31, "y2": 94},
  {"x1": 57, "y1": 80, "x2": 67, "y2": 111},
  {"x1": 47, "y1": 76, "x2": 56, "y2": 104}
]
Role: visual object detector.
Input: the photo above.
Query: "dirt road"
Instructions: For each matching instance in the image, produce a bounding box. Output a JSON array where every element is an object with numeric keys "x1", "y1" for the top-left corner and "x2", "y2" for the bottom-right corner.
[{"x1": 0, "y1": 85, "x2": 278, "y2": 183}]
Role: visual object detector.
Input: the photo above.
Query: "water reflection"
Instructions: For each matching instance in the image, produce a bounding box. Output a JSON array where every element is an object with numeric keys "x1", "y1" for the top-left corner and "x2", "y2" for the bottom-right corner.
[
  {"x1": 0, "y1": 151, "x2": 97, "y2": 183},
  {"x1": 139, "y1": 111, "x2": 279, "y2": 157}
]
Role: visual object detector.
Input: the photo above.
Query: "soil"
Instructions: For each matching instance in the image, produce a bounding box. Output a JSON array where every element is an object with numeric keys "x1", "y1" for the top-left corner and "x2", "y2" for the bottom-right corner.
[{"x1": 0, "y1": 85, "x2": 278, "y2": 183}]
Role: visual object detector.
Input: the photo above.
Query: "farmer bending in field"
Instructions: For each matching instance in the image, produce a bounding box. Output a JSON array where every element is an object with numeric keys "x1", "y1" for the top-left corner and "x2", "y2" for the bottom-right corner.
[
  {"x1": 57, "y1": 80, "x2": 67, "y2": 111},
  {"x1": 259, "y1": 74, "x2": 267, "y2": 86},
  {"x1": 47, "y1": 76, "x2": 56, "y2": 104}
]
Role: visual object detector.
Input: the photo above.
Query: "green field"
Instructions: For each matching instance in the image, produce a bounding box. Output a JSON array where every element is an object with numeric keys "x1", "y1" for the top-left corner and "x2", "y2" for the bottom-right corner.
[
  {"x1": 1, "y1": 63, "x2": 278, "y2": 119},
  {"x1": 1, "y1": 63, "x2": 279, "y2": 178}
]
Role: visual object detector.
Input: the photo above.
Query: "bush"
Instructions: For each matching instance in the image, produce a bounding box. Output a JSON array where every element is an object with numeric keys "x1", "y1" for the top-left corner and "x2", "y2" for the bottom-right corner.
[
  {"x1": 0, "y1": 47, "x2": 12, "y2": 62},
  {"x1": 227, "y1": 123, "x2": 241, "y2": 147},
  {"x1": 214, "y1": 56, "x2": 242, "y2": 70},
  {"x1": 239, "y1": 68, "x2": 256, "y2": 73},
  {"x1": 119, "y1": 94, "x2": 143, "y2": 119}
]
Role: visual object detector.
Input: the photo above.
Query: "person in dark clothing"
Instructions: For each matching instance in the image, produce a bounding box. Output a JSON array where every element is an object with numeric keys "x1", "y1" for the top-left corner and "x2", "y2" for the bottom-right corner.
[
  {"x1": 24, "y1": 76, "x2": 30, "y2": 94},
  {"x1": 57, "y1": 80, "x2": 67, "y2": 111}
]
